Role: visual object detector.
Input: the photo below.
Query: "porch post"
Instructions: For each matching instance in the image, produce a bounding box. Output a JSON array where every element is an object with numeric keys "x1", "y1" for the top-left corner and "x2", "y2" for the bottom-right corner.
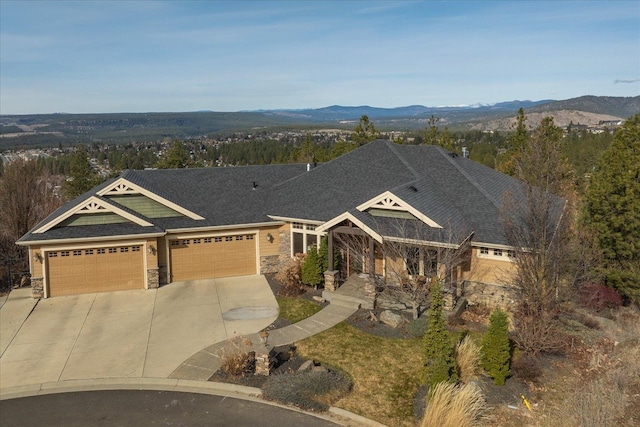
[
  {"x1": 327, "y1": 230, "x2": 334, "y2": 272},
  {"x1": 324, "y1": 230, "x2": 339, "y2": 291},
  {"x1": 369, "y1": 236, "x2": 375, "y2": 279}
]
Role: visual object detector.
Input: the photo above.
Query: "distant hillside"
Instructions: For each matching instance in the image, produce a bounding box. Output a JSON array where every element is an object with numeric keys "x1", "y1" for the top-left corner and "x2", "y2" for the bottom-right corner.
[
  {"x1": 468, "y1": 95, "x2": 639, "y2": 132},
  {"x1": 527, "y1": 95, "x2": 640, "y2": 118},
  {"x1": 1, "y1": 95, "x2": 636, "y2": 148},
  {"x1": 263, "y1": 100, "x2": 553, "y2": 122}
]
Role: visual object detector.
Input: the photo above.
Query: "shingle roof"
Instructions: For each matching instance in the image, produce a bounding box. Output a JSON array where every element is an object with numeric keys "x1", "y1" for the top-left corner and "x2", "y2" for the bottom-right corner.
[{"x1": 19, "y1": 140, "x2": 563, "y2": 247}]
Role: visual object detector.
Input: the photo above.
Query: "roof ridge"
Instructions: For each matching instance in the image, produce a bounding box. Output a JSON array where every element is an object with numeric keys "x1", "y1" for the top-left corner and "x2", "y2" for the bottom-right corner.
[
  {"x1": 384, "y1": 141, "x2": 422, "y2": 180},
  {"x1": 434, "y1": 147, "x2": 503, "y2": 210}
]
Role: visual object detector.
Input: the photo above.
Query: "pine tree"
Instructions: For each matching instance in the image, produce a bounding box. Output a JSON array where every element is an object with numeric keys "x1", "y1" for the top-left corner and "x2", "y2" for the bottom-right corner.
[
  {"x1": 481, "y1": 309, "x2": 511, "y2": 386},
  {"x1": 423, "y1": 279, "x2": 456, "y2": 386},
  {"x1": 585, "y1": 114, "x2": 640, "y2": 303},
  {"x1": 157, "y1": 140, "x2": 193, "y2": 169},
  {"x1": 64, "y1": 144, "x2": 102, "y2": 199},
  {"x1": 301, "y1": 246, "x2": 322, "y2": 288}
]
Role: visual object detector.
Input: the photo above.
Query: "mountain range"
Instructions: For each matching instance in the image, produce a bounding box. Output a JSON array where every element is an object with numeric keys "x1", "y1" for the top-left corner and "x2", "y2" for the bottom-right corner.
[{"x1": 1, "y1": 95, "x2": 638, "y2": 148}]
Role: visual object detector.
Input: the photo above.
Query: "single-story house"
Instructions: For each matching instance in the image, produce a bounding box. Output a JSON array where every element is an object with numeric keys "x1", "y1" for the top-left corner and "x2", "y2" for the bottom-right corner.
[{"x1": 18, "y1": 140, "x2": 560, "y2": 306}]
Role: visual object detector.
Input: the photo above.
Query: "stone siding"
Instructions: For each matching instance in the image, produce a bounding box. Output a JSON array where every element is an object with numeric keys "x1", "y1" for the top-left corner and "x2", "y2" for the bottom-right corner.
[
  {"x1": 31, "y1": 277, "x2": 44, "y2": 298},
  {"x1": 147, "y1": 268, "x2": 159, "y2": 289},
  {"x1": 260, "y1": 255, "x2": 281, "y2": 274},
  {"x1": 462, "y1": 280, "x2": 516, "y2": 309}
]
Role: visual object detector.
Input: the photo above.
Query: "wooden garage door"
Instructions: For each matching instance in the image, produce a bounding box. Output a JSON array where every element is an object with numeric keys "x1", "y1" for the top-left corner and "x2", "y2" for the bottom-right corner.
[
  {"x1": 47, "y1": 245, "x2": 144, "y2": 297},
  {"x1": 170, "y1": 234, "x2": 256, "y2": 282}
]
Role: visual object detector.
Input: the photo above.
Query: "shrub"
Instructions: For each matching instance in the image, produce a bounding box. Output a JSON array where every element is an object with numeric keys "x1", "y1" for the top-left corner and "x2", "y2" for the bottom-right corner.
[
  {"x1": 301, "y1": 245, "x2": 322, "y2": 287},
  {"x1": 220, "y1": 336, "x2": 254, "y2": 377},
  {"x1": 276, "y1": 254, "x2": 305, "y2": 296},
  {"x1": 580, "y1": 283, "x2": 623, "y2": 311},
  {"x1": 424, "y1": 279, "x2": 457, "y2": 386},
  {"x1": 262, "y1": 369, "x2": 351, "y2": 412},
  {"x1": 455, "y1": 335, "x2": 480, "y2": 384},
  {"x1": 420, "y1": 381, "x2": 489, "y2": 427},
  {"x1": 481, "y1": 309, "x2": 511, "y2": 385}
]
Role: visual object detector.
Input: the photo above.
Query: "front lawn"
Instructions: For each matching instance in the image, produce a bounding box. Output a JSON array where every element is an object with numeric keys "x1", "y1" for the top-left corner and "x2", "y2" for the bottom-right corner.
[
  {"x1": 276, "y1": 296, "x2": 323, "y2": 324},
  {"x1": 296, "y1": 322, "x2": 423, "y2": 427}
]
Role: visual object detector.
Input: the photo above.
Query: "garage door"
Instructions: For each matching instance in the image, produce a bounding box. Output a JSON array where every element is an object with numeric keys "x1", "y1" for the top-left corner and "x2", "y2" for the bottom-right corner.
[
  {"x1": 169, "y1": 234, "x2": 256, "y2": 282},
  {"x1": 47, "y1": 245, "x2": 144, "y2": 297}
]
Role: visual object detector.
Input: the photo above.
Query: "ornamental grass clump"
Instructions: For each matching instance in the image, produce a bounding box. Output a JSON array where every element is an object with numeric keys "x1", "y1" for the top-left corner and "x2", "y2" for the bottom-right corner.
[
  {"x1": 481, "y1": 309, "x2": 511, "y2": 385},
  {"x1": 420, "y1": 381, "x2": 489, "y2": 427},
  {"x1": 455, "y1": 335, "x2": 481, "y2": 384},
  {"x1": 219, "y1": 336, "x2": 254, "y2": 377}
]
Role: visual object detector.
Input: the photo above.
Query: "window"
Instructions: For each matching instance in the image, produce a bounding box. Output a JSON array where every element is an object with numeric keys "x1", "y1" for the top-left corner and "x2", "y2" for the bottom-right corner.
[
  {"x1": 245, "y1": 235, "x2": 254, "y2": 240},
  {"x1": 109, "y1": 248, "x2": 117, "y2": 254},
  {"x1": 132, "y1": 246, "x2": 141, "y2": 252},
  {"x1": 193, "y1": 239, "x2": 201, "y2": 244},
  {"x1": 235, "y1": 235, "x2": 243, "y2": 241},
  {"x1": 293, "y1": 233, "x2": 303, "y2": 255},
  {"x1": 182, "y1": 239, "x2": 190, "y2": 245},
  {"x1": 85, "y1": 249, "x2": 94, "y2": 255},
  {"x1": 292, "y1": 222, "x2": 303, "y2": 230},
  {"x1": 204, "y1": 238, "x2": 212, "y2": 243},
  {"x1": 493, "y1": 249, "x2": 503, "y2": 256},
  {"x1": 225, "y1": 236, "x2": 233, "y2": 242},
  {"x1": 171, "y1": 240, "x2": 180, "y2": 246},
  {"x1": 61, "y1": 251, "x2": 70, "y2": 257},
  {"x1": 214, "y1": 237, "x2": 222, "y2": 243},
  {"x1": 507, "y1": 250, "x2": 516, "y2": 258},
  {"x1": 306, "y1": 234, "x2": 317, "y2": 251},
  {"x1": 306, "y1": 224, "x2": 316, "y2": 231},
  {"x1": 48, "y1": 252, "x2": 58, "y2": 258},
  {"x1": 97, "y1": 249, "x2": 105, "y2": 254},
  {"x1": 73, "y1": 250, "x2": 82, "y2": 256},
  {"x1": 480, "y1": 247, "x2": 489, "y2": 255},
  {"x1": 120, "y1": 247, "x2": 129, "y2": 253}
]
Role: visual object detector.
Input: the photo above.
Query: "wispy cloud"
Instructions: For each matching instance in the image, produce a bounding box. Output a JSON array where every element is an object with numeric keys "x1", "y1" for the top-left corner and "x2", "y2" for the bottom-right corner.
[{"x1": 615, "y1": 78, "x2": 640, "y2": 84}]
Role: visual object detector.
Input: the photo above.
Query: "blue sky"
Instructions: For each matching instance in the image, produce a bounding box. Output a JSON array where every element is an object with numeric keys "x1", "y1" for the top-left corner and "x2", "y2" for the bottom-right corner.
[{"x1": 1, "y1": 0, "x2": 638, "y2": 114}]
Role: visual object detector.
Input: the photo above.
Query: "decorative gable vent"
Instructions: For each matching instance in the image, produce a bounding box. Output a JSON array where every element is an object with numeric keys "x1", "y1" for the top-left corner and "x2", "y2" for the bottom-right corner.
[
  {"x1": 79, "y1": 201, "x2": 108, "y2": 213},
  {"x1": 372, "y1": 196, "x2": 404, "y2": 210},
  {"x1": 356, "y1": 190, "x2": 442, "y2": 229},
  {"x1": 104, "y1": 183, "x2": 138, "y2": 195}
]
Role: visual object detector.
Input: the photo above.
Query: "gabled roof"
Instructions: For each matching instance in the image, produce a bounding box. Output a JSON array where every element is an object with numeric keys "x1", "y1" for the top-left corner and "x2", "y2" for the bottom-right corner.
[{"x1": 18, "y1": 139, "x2": 563, "y2": 247}]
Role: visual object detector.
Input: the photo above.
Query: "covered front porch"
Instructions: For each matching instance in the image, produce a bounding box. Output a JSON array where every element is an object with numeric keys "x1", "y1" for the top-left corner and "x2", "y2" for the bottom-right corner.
[{"x1": 320, "y1": 217, "x2": 471, "y2": 314}]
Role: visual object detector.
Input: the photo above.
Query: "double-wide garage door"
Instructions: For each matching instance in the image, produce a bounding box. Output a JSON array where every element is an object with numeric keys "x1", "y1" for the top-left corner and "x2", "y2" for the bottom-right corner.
[
  {"x1": 47, "y1": 245, "x2": 144, "y2": 297},
  {"x1": 170, "y1": 234, "x2": 257, "y2": 282}
]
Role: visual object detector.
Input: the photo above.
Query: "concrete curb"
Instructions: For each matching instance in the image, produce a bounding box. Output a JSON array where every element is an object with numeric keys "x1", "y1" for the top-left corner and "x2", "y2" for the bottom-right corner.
[{"x1": 0, "y1": 379, "x2": 386, "y2": 427}]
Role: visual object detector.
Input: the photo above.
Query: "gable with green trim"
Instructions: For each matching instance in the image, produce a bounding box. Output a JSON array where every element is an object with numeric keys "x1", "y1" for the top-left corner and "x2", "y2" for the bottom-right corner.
[{"x1": 106, "y1": 194, "x2": 183, "y2": 218}]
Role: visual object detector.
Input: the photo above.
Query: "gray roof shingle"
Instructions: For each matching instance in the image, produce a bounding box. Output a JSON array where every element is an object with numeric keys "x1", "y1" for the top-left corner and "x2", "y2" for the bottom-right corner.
[{"x1": 19, "y1": 140, "x2": 563, "y2": 247}]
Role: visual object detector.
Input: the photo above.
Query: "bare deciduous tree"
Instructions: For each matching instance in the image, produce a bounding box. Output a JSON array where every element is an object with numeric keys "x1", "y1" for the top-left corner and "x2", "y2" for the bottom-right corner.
[
  {"x1": 0, "y1": 159, "x2": 62, "y2": 286},
  {"x1": 502, "y1": 117, "x2": 575, "y2": 355}
]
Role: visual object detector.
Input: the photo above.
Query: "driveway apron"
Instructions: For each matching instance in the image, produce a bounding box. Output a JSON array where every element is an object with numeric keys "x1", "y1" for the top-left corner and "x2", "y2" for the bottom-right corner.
[{"x1": 0, "y1": 276, "x2": 278, "y2": 389}]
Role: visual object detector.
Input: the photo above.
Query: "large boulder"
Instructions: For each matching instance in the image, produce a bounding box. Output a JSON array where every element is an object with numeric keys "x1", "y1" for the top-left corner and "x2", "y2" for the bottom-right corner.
[{"x1": 380, "y1": 310, "x2": 404, "y2": 328}]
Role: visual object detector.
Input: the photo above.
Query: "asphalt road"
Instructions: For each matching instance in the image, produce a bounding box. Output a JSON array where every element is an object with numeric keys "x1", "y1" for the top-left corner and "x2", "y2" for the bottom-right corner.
[{"x1": 0, "y1": 390, "x2": 340, "y2": 426}]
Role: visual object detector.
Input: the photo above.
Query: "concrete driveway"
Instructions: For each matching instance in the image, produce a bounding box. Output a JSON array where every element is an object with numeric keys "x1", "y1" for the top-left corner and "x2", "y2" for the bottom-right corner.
[{"x1": 0, "y1": 276, "x2": 278, "y2": 390}]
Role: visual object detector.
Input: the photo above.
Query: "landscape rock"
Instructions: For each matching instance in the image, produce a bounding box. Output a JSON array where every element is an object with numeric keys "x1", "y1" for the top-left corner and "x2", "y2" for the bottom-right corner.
[
  {"x1": 380, "y1": 310, "x2": 404, "y2": 328},
  {"x1": 312, "y1": 296, "x2": 325, "y2": 303},
  {"x1": 298, "y1": 360, "x2": 315, "y2": 372}
]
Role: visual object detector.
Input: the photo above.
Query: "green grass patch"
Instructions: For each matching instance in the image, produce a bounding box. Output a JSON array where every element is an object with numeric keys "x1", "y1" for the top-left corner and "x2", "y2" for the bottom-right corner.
[
  {"x1": 276, "y1": 297, "x2": 323, "y2": 324},
  {"x1": 296, "y1": 322, "x2": 424, "y2": 427}
]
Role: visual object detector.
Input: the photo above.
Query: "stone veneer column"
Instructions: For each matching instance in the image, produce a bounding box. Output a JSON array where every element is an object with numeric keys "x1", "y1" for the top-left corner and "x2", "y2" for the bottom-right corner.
[
  {"x1": 254, "y1": 347, "x2": 276, "y2": 376},
  {"x1": 147, "y1": 268, "x2": 159, "y2": 289},
  {"x1": 324, "y1": 270, "x2": 339, "y2": 291},
  {"x1": 31, "y1": 277, "x2": 44, "y2": 298}
]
